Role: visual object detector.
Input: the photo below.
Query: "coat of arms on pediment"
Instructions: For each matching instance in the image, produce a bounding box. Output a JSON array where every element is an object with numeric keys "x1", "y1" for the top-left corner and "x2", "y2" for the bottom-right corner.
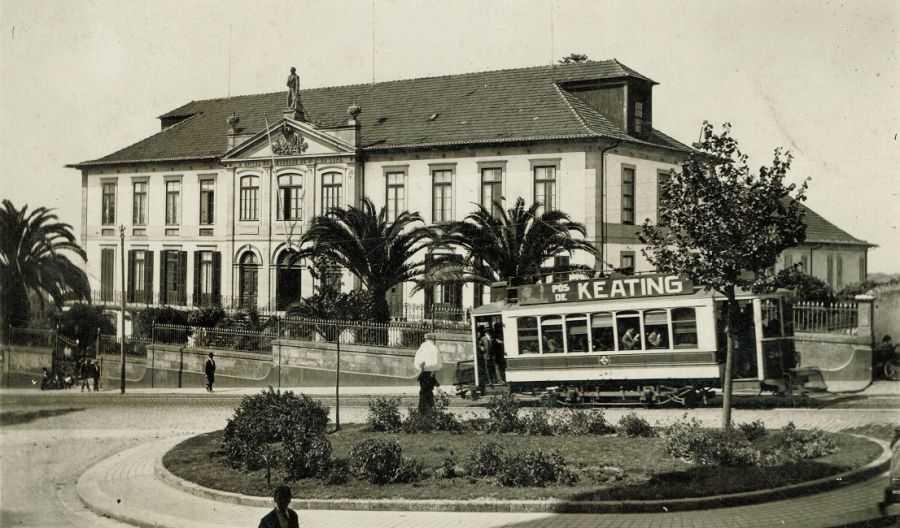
[{"x1": 272, "y1": 125, "x2": 309, "y2": 156}]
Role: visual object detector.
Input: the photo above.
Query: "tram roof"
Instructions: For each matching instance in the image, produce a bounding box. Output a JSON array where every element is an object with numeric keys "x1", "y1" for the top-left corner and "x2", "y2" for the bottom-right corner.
[{"x1": 472, "y1": 286, "x2": 786, "y2": 316}]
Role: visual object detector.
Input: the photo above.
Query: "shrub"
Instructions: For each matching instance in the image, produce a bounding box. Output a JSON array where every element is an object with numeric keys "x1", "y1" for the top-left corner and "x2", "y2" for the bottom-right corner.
[
  {"x1": 187, "y1": 305, "x2": 226, "y2": 328},
  {"x1": 738, "y1": 420, "x2": 768, "y2": 442},
  {"x1": 323, "y1": 458, "x2": 350, "y2": 485},
  {"x1": 497, "y1": 449, "x2": 577, "y2": 487},
  {"x1": 366, "y1": 397, "x2": 402, "y2": 432},
  {"x1": 486, "y1": 394, "x2": 521, "y2": 433},
  {"x1": 394, "y1": 457, "x2": 427, "y2": 483},
  {"x1": 554, "y1": 409, "x2": 616, "y2": 436},
  {"x1": 663, "y1": 417, "x2": 758, "y2": 465},
  {"x1": 134, "y1": 306, "x2": 189, "y2": 340},
  {"x1": 222, "y1": 387, "x2": 329, "y2": 470},
  {"x1": 770, "y1": 422, "x2": 837, "y2": 461},
  {"x1": 283, "y1": 434, "x2": 334, "y2": 481},
  {"x1": 435, "y1": 451, "x2": 462, "y2": 479},
  {"x1": 464, "y1": 441, "x2": 505, "y2": 478},
  {"x1": 521, "y1": 407, "x2": 554, "y2": 436},
  {"x1": 350, "y1": 439, "x2": 404, "y2": 484},
  {"x1": 401, "y1": 391, "x2": 462, "y2": 434},
  {"x1": 617, "y1": 413, "x2": 656, "y2": 438}
]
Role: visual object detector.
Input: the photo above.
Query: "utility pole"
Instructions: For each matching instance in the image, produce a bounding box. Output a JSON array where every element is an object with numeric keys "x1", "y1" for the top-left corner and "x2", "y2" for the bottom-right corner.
[
  {"x1": 119, "y1": 225, "x2": 126, "y2": 395},
  {"x1": 334, "y1": 322, "x2": 341, "y2": 432}
]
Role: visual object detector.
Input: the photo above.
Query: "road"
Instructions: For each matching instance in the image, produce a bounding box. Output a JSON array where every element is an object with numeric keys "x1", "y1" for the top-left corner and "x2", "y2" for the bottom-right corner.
[{"x1": 0, "y1": 386, "x2": 897, "y2": 527}]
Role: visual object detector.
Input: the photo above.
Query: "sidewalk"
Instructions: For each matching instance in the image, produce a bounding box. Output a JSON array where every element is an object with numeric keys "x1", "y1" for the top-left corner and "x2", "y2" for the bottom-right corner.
[{"x1": 78, "y1": 436, "x2": 898, "y2": 528}]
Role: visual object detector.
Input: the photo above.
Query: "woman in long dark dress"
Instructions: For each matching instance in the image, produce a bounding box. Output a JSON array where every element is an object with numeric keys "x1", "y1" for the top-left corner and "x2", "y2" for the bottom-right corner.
[{"x1": 417, "y1": 366, "x2": 440, "y2": 413}]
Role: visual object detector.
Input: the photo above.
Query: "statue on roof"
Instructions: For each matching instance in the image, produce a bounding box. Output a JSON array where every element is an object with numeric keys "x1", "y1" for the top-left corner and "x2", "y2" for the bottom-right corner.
[{"x1": 286, "y1": 67, "x2": 301, "y2": 110}]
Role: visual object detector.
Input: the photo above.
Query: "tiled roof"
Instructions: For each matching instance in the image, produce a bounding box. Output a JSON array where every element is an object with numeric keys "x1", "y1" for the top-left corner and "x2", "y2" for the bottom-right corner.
[
  {"x1": 71, "y1": 60, "x2": 690, "y2": 167},
  {"x1": 797, "y1": 202, "x2": 871, "y2": 246}
]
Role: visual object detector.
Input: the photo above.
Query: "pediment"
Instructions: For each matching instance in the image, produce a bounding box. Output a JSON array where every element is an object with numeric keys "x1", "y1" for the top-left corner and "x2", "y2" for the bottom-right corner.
[{"x1": 222, "y1": 118, "x2": 355, "y2": 161}]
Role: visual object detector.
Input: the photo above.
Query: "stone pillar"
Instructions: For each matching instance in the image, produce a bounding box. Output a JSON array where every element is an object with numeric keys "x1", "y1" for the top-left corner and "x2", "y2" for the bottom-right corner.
[{"x1": 855, "y1": 294, "x2": 876, "y2": 345}]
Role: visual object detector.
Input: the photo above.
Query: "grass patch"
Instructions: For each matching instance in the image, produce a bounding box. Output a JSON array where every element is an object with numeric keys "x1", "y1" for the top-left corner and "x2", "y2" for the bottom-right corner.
[
  {"x1": 163, "y1": 426, "x2": 881, "y2": 502},
  {"x1": 0, "y1": 407, "x2": 85, "y2": 426}
]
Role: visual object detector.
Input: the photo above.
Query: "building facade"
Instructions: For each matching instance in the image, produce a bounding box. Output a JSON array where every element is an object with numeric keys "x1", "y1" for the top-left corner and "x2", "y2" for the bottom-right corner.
[{"x1": 70, "y1": 61, "x2": 869, "y2": 319}]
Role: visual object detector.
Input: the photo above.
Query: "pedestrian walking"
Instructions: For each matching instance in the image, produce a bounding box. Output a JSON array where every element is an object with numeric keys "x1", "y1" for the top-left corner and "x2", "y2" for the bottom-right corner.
[
  {"x1": 91, "y1": 360, "x2": 100, "y2": 391},
  {"x1": 80, "y1": 360, "x2": 91, "y2": 392},
  {"x1": 204, "y1": 352, "x2": 216, "y2": 392},
  {"x1": 258, "y1": 485, "x2": 299, "y2": 528},
  {"x1": 417, "y1": 363, "x2": 440, "y2": 414}
]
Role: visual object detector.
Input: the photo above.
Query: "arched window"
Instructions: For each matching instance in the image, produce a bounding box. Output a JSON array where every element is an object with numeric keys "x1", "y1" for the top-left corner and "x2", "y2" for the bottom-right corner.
[
  {"x1": 238, "y1": 251, "x2": 259, "y2": 309},
  {"x1": 276, "y1": 249, "x2": 302, "y2": 310},
  {"x1": 278, "y1": 174, "x2": 303, "y2": 221},
  {"x1": 321, "y1": 172, "x2": 342, "y2": 213},
  {"x1": 240, "y1": 176, "x2": 259, "y2": 221}
]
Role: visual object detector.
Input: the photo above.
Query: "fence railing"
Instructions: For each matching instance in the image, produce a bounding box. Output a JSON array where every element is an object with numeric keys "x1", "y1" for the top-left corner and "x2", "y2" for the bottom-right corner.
[
  {"x1": 792, "y1": 301, "x2": 859, "y2": 334},
  {"x1": 7, "y1": 327, "x2": 56, "y2": 348},
  {"x1": 98, "y1": 334, "x2": 151, "y2": 357},
  {"x1": 151, "y1": 323, "x2": 276, "y2": 353},
  {"x1": 389, "y1": 303, "x2": 470, "y2": 323},
  {"x1": 278, "y1": 317, "x2": 467, "y2": 350}
]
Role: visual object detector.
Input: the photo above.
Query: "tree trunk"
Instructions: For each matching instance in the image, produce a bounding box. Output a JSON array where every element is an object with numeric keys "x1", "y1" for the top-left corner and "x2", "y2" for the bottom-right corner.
[
  {"x1": 721, "y1": 287, "x2": 737, "y2": 428},
  {"x1": 372, "y1": 289, "x2": 391, "y2": 324}
]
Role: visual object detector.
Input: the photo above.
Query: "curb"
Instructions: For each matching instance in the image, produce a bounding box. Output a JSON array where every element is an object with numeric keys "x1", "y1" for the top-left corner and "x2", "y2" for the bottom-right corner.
[{"x1": 155, "y1": 433, "x2": 892, "y2": 514}]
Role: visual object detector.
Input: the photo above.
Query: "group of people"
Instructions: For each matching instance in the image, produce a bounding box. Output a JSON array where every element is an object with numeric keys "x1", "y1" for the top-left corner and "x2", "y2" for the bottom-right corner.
[
  {"x1": 477, "y1": 322, "x2": 506, "y2": 386},
  {"x1": 619, "y1": 327, "x2": 665, "y2": 350},
  {"x1": 40, "y1": 358, "x2": 100, "y2": 391}
]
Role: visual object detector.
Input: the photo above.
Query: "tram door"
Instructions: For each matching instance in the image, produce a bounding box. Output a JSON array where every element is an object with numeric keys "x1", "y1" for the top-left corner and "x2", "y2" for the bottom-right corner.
[
  {"x1": 715, "y1": 300, "x2": 759, "y2": 379},
  {"x1": 473, "y1": 315, "x2": 503, "y2": 387}
]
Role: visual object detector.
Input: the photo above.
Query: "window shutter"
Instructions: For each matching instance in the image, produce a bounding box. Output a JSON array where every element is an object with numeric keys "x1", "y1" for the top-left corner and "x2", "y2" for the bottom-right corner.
[
  {"x1": 178, "y1": 251, "x2": 188, "y2": 306},
  {"x1": 159, "y1": 251, "x2": 168, "y2": 305},
  {"x1": 193, "y1": 251, "x2": 202, "y2": 306},
  {"x1": 127, "y1": 250, "x2": 135, "y2": 303},
  {"x1": 212, "y1": 252, "x2": 222, "y2": 306},
  {"x1": 424, "y1": 254, "x2": 434, "y2": 316},
  {"x1": 144, "y1": 251, "x2": 154, "y2": 303}
]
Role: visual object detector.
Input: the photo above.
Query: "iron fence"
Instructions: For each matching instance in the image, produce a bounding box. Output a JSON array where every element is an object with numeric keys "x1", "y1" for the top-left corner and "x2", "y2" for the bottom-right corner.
[
  {"x1": 7, "y1": 327, "x2": 56, "y2": 347},
  {"x1": 278, "y1": 317, "x2": 468, "y2": 350},
  {"x1": 792, "y1": 301, "x2": 858, "y2": 334},
  {"x1": 98, "y1": 334, "x2": 151, "y2": 357},
  {"x1": 389, "y1": 303, "x2": 470, "y2": 323},
  {"x1": 152, "y1": 324, "x2": 275, "y2": 353}
]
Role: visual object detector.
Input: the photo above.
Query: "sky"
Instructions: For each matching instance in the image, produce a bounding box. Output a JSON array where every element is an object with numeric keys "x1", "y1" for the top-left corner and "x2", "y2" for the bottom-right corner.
[{"x1": 1, "y1": 0, "x2": 898, "y2": 272}]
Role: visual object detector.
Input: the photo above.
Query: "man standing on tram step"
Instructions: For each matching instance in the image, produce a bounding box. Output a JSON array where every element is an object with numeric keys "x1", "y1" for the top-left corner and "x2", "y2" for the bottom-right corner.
[
  {"x1": 479, "y1": 326, "x2": 495, "y2": 386},
  {"x1": 204, "y1": 353, "x2": 216, "y2": 392}
]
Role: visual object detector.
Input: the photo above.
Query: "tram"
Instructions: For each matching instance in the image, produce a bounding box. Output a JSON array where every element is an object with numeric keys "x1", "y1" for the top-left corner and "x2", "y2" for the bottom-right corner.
[{"x1": 468, "y1": 273, "x2": 795, "y2": 405}]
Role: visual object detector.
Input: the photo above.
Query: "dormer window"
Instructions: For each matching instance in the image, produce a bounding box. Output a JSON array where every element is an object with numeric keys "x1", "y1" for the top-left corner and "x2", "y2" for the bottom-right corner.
[{"x1": 634, "y1": 102, "x2": 644, "y2": 134}]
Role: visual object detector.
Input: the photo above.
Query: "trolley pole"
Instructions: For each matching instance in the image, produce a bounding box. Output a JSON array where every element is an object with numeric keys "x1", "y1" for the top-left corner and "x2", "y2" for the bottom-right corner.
[
  {"x1": 119, "y1": 225, "x2": 126, "y2": 395},
  {"x1": 334, "y1": 322, "x2": 341, "y2": 432}
]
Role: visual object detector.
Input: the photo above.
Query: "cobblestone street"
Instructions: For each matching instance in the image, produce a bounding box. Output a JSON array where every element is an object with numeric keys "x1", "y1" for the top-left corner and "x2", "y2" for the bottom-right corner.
[{"x1": 1, "y1": 386, "x2": 897, "y2": 527}]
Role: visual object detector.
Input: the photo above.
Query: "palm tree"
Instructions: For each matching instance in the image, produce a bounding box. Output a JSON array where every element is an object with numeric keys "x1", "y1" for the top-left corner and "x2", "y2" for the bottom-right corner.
[
  {"x1": 0, "y1": 200, "x2": 90, "y2": 343},
  {"x1": 292, "y1": 198, "x2": 433, "y2": 323},
  {"x1": 427, "y1": 197, "x2": 598, "y2": 288}
]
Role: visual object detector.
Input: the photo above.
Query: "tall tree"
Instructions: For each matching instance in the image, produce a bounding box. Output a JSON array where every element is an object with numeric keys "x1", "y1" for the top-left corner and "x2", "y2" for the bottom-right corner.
[
  {"x1": 292, "y1": 198, "x2": 433, "y2": 323},
  {"x1": 0, "y1": 200, "x2": 90, "y2": 343},
  {"x1": 639, "y1": 123, "x2": 807, "y2": 427},
  {"x1": 427, "y1": 197, "x2": 597, "y2": 288}
]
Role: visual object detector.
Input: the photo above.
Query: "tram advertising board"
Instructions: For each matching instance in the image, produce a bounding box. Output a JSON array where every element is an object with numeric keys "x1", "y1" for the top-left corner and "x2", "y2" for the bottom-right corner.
[{"x1": 518, "y1": 274, "x2": 694, "y2": 306}]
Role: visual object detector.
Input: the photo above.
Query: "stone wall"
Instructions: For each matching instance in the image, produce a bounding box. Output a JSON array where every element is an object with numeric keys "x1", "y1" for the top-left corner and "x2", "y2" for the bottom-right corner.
[{"x1": 871, "y1": 283, "x2": 900, "y2": 343}]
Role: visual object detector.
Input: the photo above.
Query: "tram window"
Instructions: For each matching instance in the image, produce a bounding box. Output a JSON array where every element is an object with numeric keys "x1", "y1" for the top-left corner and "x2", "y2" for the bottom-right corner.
[
  {"x1": 616, "y1": 310, "x2": 642, "y2": 351},
  {"x1": 517, "y1": 317, "x2": 540, "y2": 354},
  {"x1": 566, "y1": 315, "x2": 589, "y2": 352},
  {"x1": 541, "y1": 315, "x2": 564, "y2": 353},
  {"x1": 761, "y1": 298, "x2": 782, "y2": 338},
  {"x1": 591, "y1": 312, "x2": 615, "y2": 351},
  {"x1": 672, "y1": 307, "x2": 698, "y2": 348},
  {"x1": 643, "y1": 310, "x2": 669, "y2": 349}
]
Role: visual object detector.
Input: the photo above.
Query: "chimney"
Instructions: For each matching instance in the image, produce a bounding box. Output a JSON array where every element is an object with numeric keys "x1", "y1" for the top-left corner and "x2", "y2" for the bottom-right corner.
[{"x1": 225, "y1": 113, "x2": 254, "y2": 150}]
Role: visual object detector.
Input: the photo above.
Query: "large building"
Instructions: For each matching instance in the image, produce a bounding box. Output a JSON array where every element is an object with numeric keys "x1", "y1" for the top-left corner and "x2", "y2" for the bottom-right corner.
[{"x1": 69, "y1": 60, "x2": 869, "y2": 318}]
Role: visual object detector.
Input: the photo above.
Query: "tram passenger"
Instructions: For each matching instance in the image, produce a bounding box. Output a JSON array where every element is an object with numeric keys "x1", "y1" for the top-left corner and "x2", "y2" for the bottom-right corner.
[
  {"x1": 621, "y1": 328, "x2": 640, "y2": 350},
  {"x1": 647, "y1": 330, "x2": 663, "y2": 348},
  {"x1": 543, "y1": 334, "x2": 562, "y2": 353},
  {"x1": 492, "y1": 322, "x2": 506, "y2": 384},
  {"x1": 479, "y1": 326, "x2": 495, "y2": 385}
]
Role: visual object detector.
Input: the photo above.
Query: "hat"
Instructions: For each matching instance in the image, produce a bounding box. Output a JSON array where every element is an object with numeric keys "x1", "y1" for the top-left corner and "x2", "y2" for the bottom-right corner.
[{"x1": 208, "y1": 352, "x2": 214, "y2": 357}]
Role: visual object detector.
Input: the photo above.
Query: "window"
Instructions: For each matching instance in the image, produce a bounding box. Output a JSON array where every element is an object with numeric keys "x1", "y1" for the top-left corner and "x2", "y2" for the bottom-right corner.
[
  {"x1": 533, "y1": 165, "x2": 556, "y2": 211},
  {"x1": 826, "y1": 255, "x2": 834, "y2": 289},
  {"x1": 616, "y1": 310, "x2": 642, "y2": 350},
  {"x1": 784, "y1": 253, "x2": 793, "y2": 269},
  {"x1": 657, "y1": 170, "x2": 670, "y2": 220},
  {"x1": 590, "y1": 312, "x2": 615, "y2": 351},
  {"x1": 432, "y1": 170, "x2": 452, "y2": 223},
  {"x1": 100, "y1": 248, "x2": 115, "y2": 302},
  {"x1": 240, "y1": 176, "x2": 259, "y2": 221},
  {"x1": 566, "y1": 314, "x2": 589, "y2": 352},
  {"x1": 620, "y1": 252, "x2": 635, "y2": 275},
  {"x1": 199, "y1": 179, "x2": 215, "y2": 225},
  {"x1": 424, "y1": 254, "x2": 463, "y2": 319},
  {"x1": 836, "y1": 256, "x2": 843, "y2": 289},
  {"x1": 160, "y1": 250, "x2": 187, "y2": 306},
  {"x1": 517, "y1": 317, "x2": 539, "y2": 354},
  {"x1": 321, "y1": 172, "x2": 342, "y2": 213},
  {"x1": 634, "y1": 102, "x2": 644, "y2": 134},
  {"x1": 128, "y1": 250, "x2": 145, "y2": 303},
  {"x1": 278, "y1": 174, "x2": 303, "y2": 221},
  {"x1": 132, "y1": 181, "x2": 148, "y2": 225},
  {"x1": 621, "y1": 166, "x2": 635, "y2": 224},
  {"x1": 553, "y1": 256, "x2": 570, "y2": 283},
  {"x1": 275, "y1": 250, "x2": 302, "y2": 310},
  {"x1": 643, "y1": 310, "x2": 669, "y2": 349},
  {"x1": 540, "y1": 315, "x2": 564, "y2": 353},
  {"x1": 194, "y1": 251, "x2": 221, "y2": 307},
  {"x1": 800, "y1": 254, "x2": 808, "y2": 274},
  {"x1": 101, "y1": 182, "x2": 116, "y2": 225},
  {"x1": 165, "y1": 181, "x2": 181, "y2": 225},
  {"x1": 480, "y1": 168, "x2": 503, "y2": 217},
  {"x1": 385, "y1": 172, "x2": 405, "y2": 221},
  {"x1": 671, "y1": 307, "x2": 698, "y2": 348}
]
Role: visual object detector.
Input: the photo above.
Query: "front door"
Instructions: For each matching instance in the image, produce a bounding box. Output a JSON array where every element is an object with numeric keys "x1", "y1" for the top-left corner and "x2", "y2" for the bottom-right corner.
[
  {"x1": 277, "y1": 268, "x2": 302, "y2": 310},
  {"x1": 387, "y1": 283, "x2": 404, "y2": 319}
]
